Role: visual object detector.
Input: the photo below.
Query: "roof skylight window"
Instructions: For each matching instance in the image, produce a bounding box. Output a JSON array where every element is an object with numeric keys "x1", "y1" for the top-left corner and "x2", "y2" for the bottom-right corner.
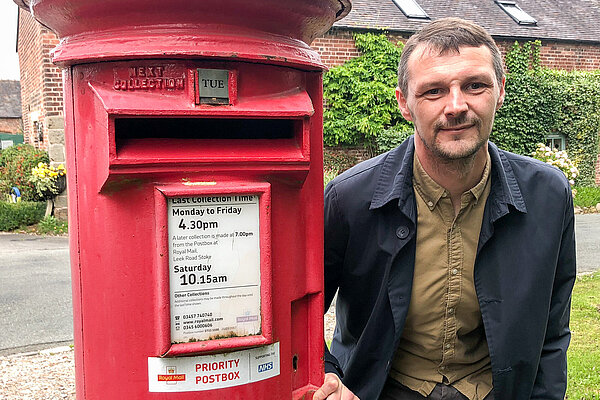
[
  {"x1": 495, "y1": 1, "x2": 537, "y2": 25},
  {"x1": 392, "y1": 0, "x2": 429, "y2": 19}
]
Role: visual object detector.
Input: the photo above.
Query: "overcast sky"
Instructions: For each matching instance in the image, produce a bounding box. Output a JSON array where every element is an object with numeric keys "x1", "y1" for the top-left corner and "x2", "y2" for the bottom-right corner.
[{"x1": 0, "y1": 1, "x2": 20, "y2": 80}]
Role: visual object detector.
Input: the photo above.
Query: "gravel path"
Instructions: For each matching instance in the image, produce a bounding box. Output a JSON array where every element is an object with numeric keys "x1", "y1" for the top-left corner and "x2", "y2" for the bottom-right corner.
[
  {"x1": 0, "y1": 306, "x2": 337, "y2": 399},
  {"x1": 0, "y1": 347, "x2": 75, "y2": 399}
]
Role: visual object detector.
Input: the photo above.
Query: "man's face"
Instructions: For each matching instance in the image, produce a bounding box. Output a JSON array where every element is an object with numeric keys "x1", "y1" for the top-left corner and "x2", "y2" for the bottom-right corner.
[{"x1": 396, "y1": 44, "x2": 505, "y2": 161}]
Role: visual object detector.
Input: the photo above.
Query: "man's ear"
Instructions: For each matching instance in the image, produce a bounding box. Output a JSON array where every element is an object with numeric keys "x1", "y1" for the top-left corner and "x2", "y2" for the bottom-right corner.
[
  {"x1": 396, "y1": 87, "x2": 413, "y2": 122},
  {"x1": 496, "y1": 76, "x2": 506, "y2": 111}
]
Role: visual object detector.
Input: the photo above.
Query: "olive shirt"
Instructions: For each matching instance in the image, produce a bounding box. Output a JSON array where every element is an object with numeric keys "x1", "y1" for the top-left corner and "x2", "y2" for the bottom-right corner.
[{"x1": 389, "y1": 152, "x2": 493, "y2": 400}]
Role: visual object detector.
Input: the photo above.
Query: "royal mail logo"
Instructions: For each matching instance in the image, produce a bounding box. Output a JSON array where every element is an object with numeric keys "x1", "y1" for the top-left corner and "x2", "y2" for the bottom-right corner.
[
  {"x1": 257, "y1": 361, "x2": 273, "y2": 373},
  {"x1": 158, "y1": 366, "x2": 186, "y2": 384}
]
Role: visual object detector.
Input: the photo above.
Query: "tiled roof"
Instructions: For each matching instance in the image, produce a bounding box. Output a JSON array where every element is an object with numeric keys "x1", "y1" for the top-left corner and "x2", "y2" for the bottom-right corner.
[
  {"x1": 0, "y1": 80, "x2": 22, "y2": 118},
  {"x1": 335, "y1": 0, "x2": 600, "y2": 44}
]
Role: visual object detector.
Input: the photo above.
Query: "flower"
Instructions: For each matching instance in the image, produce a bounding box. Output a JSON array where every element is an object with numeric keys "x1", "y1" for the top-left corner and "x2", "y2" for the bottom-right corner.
[
  {"x1": 29, "y1": 162, "x2": 67, "y2": 199},
  {"x1": 532, "y1": 143, "x2": 578, "y2": 186}
]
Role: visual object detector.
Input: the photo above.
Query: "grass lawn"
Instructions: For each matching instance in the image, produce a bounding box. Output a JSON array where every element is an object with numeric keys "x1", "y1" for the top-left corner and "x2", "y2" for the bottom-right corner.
[{"x1": 567, "y1": 273, "x2": 600, "y2": 399}]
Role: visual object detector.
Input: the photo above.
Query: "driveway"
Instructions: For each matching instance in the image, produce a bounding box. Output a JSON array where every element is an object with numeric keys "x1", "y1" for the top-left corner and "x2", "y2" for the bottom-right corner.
[{"x1": 0, "y1": 233, "x2": 72, "y2": 356}]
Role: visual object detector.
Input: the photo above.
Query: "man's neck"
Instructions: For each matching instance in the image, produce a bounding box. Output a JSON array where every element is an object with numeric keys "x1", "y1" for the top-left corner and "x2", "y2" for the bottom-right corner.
[{"x1": 414, "y1": 138, "x2": 489, "y2": 216}]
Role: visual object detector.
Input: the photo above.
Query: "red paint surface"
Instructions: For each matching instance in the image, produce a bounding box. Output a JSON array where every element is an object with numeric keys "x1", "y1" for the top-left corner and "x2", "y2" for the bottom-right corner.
[
  {"x1": 24, "y1": 0, "x2": 350, "y2": 69},
  {"x1": 25, "y1": 0, "x2": 351, "y2": 398}
]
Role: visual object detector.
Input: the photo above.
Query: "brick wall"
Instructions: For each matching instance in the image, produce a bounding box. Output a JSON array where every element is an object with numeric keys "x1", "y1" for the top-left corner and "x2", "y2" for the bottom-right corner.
[
  {"x1": 17, "y1": 9, "x2": 64, "y2": 150},
  {"x1": 311, "y1": 29, "x2": 361, "y2": 67},
  {"x1": 0, "y1": 118, "x2": 22, "y2": 134},
  {"x1": 312, "y1": 29, "x2": 600, "y2": 72}
]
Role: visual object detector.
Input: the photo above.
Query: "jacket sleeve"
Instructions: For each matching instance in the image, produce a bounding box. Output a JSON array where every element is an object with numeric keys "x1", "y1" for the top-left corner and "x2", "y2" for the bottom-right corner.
[
  {"x1": 531, "y1": 187, "x2": 576, "y2": 399},
  {"x1": 323, "y1": 181, "x2": 349, "y2": 377}
]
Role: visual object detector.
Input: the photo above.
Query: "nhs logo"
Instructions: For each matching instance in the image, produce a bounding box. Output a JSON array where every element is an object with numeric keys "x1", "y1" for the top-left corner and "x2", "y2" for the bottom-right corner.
[{"x1": 257, "y1": 361, "x2": 274, "y2": 373}]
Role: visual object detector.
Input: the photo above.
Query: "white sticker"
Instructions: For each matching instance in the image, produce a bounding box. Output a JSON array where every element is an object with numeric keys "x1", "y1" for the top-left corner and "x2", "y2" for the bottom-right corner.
[
  {"x1": 148, "y1": 343, "x2": 280, "y2": 392},
  {"x1": 168, "y1": 195, "x2": 261, "y2": 343}
]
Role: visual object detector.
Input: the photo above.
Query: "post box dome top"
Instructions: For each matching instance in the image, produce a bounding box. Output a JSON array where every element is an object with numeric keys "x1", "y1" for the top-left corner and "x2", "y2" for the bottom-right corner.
[{"x1": 15, "y1": 0, "x2": 351, "y2": 69}]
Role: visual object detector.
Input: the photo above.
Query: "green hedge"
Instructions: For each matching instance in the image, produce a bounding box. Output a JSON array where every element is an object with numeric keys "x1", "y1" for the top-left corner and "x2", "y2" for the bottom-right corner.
[
  {"x1": 323, "y1": 35, "x2": 600, "y2": 185},
  {"x1": 0, "y1": 201, "x2": 46, "y2": 231},
  {"x1": 493, "y1": 41, "x2": 600, "y2": 186}
]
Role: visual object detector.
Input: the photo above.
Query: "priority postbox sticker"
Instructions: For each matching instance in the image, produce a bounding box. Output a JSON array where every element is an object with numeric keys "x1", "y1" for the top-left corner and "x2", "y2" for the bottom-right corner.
[
  {"x1": 148, "y1": 342, "x2": 280, "y2": 392},
  {"x1": 167, "y1": 194, "x2": 261, "y2": 344}
]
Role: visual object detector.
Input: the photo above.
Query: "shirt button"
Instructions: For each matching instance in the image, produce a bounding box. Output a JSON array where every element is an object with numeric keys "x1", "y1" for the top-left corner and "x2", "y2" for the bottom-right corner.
[
  {"x1": 451, "y1": 268, "x2": 458, "y2": 275},
  {"x1": 445, "y1": 343, "x2": 451, "y2": 349},
  {"x1": 427, "y1": 201, "x2": 434, "y2": 207},
  {"x1": 448, "y1": 308, "x2": 454, "y2": 314},
  {"x1": 396, "y1": 226, "x2": 410, "y2": 240}
]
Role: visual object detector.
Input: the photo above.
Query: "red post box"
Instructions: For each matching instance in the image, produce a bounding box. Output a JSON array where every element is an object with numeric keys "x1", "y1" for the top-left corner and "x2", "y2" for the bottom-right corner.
[{"x1": 17, "y1": 0, "x2": 351, "y2": 398}]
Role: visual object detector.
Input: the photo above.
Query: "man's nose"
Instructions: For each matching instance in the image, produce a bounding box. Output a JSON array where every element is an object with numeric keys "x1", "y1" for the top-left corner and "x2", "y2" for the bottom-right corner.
[{"x1": 444, "y1": 87, "x2": 468, "y2": 117}]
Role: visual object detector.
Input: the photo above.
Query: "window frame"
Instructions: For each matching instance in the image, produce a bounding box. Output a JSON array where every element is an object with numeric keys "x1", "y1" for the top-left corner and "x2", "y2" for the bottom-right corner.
[
  {"x1": 392, "y1": 0, "x2": 429, "y2": 19},
  {"x1": 495, "y1": 0, "x2": 537, "y2": 25}
]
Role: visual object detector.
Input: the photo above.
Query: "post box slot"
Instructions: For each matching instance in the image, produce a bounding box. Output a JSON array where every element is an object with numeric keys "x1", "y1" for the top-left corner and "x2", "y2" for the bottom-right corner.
[{"x1": 115, "y1": 117, "x2": 295, "y2": 143}]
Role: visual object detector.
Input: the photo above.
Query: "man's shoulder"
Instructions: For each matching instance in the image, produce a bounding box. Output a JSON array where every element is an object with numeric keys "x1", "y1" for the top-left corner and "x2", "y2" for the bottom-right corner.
[
  {"x1": 330, "y1": 151, "x2": 389, "y2": 189},
  {"x1": 328, "y1": 137, "x2": 413, "y2": 197},
  {"x1": 496, "y1": 147, "x2": 571, "y2": 187}
]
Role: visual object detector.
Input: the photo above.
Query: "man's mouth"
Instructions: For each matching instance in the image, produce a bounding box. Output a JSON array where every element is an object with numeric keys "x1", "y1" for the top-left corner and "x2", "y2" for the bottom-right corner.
[{"x1": 438, "y1": 124, "x2": 474, "y2": 132}]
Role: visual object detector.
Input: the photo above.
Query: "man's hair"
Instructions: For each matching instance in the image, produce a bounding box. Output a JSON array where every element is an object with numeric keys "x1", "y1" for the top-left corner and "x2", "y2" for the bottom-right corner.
[{"x1": 398, "y1": 17, "x2": 504, "y2": 95}]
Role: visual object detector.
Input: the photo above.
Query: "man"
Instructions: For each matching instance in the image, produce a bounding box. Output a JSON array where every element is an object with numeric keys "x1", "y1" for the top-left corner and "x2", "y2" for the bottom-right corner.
[{"x1": 314, "y1": 18, "x2": 576, "y2": 400}]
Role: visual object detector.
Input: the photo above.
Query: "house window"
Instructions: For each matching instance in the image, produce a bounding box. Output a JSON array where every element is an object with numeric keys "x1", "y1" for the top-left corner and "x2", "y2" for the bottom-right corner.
[
  {"x1": 392, "y1": 0, "x2": 429, "y2": 19},
  {"x1": 546, "y1": 134, "x2": 566, "y2": 151},
  {"x1": 495, "y1": 1, "x2": 537, "y2": 25}
]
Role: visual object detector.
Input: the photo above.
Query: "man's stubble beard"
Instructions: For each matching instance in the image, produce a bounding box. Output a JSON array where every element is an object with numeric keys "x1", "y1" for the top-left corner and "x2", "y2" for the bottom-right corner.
[{"x1": 415, "y1": 112, "x2": 488, "y2": 171}]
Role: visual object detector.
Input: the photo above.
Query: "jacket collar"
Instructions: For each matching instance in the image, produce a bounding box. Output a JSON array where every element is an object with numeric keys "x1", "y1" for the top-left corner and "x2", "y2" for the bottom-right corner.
[{"x1": 369, "y1": 136, "x2": 527, "y2": 217}]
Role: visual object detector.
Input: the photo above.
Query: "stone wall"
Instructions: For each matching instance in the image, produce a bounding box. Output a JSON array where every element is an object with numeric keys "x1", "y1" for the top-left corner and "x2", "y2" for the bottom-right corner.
[{"x1": 46, "y1": 116, "x2": 67, "y2": 220}]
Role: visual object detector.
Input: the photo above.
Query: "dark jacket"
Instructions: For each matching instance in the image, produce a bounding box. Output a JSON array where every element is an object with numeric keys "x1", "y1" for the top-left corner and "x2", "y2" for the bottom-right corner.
[{"x1": 324, "y1": 137, "x2": 576, "y2": 400}]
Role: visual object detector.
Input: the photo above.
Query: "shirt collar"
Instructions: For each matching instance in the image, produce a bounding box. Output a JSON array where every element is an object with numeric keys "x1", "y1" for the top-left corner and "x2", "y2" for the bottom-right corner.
[{"x1": 369, "y1": 137, "x2": 526, "y2": 216}]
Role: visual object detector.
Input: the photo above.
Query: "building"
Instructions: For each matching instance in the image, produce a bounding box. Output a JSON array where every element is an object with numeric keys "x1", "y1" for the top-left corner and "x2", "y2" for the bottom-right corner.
[
  {"x1": 0, "y1": 80, "x2": 23, "y2": 149},
  {"x1": 15, "y1": 4, "x2": 64, "y2": 160},
  {"x1": 312, "y1": 0, "x2": 600, "y2": 70}
]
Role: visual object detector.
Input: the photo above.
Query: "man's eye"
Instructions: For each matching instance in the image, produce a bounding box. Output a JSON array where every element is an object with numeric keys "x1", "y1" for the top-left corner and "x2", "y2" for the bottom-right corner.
[
  {"x1": 468, "y1": 83, "x2": 486, "y2": 90},
  {"x1": 425, "y1": 88, "x2": 440, "y2": 95}
]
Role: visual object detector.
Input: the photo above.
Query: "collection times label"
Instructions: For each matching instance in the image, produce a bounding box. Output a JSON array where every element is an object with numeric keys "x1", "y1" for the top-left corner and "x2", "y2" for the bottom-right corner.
[{"x1": 168, "y1": 195, "x2": 261, "y2": 343}]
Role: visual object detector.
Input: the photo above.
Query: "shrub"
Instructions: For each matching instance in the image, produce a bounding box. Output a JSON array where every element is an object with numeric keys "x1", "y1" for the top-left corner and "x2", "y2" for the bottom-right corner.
[
  {"x1": 0, "y1": 201, "x2": 45, "y2": 231},
  {"x1": 37, "y1": 216, "x2": 68, "y2": 235},
  {"x1": 323, "y1": 151, "x2": 358, "y2": 175},
  {"x1": 323, "y1": 33, "x2": 412, "y2": 147},
  {"x1": 0, "y1": 144, "x2": 49, "y2": 201},
  {"x1": 531, "y1": 143, "x2": 579, "y2": 185},
  {"x1": 375, "y1": 124, "x2": 414, "y2": 154}
]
